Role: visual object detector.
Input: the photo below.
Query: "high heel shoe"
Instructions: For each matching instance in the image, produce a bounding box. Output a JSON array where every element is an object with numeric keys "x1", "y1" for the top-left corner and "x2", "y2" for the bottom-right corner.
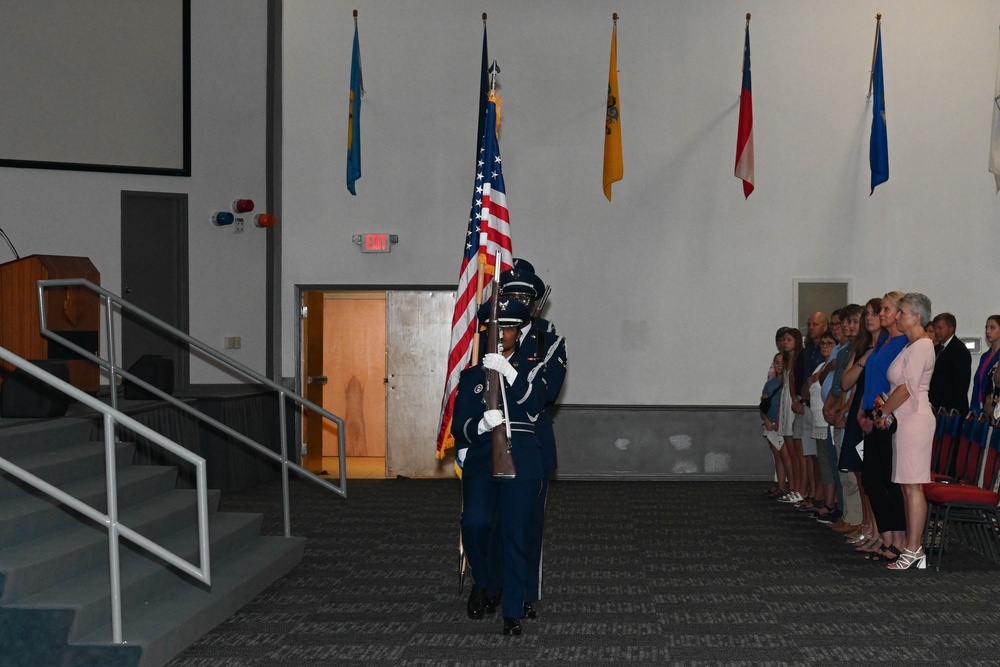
[
  {"x1": 887, "y1": 547, "x2": 926, "y2": 570},
  {"x1": 867, "y1": 544, "x2": 901, "y2": 562}
]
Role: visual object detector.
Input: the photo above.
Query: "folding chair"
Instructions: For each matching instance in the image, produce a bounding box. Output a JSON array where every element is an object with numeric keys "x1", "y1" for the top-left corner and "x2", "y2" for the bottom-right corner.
[
  {"x1": 930, "y1": 408, "x2": 962, "y2": 480},
  {"x1": 924, "y1": 417, "x2": 1000, "y2": 570},
  {"x1": 923, "y1": 414, "x2": 985, "y2": 558},
  {"x1": 935, "y1": 413, "x2": 983, "y2": 484}
]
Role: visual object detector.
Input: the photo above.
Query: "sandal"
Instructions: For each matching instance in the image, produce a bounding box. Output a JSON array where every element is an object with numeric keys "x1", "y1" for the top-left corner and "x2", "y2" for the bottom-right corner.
[
  {"x1": 867, "y1": 544, "x2": 901, "y2": 562},
  {"x1": 887, "y1": 547, "x2": 927, "y2": 570},
  {"x1": 855, "y1": 536, "x2": 882, "y2": 553}
]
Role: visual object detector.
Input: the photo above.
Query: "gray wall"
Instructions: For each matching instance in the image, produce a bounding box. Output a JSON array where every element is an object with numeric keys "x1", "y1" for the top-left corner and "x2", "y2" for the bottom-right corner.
[
  {"x1": 0, "y1": 1, "x2": 269, "y2": 385},
  {"x1": 552, "y1": 406, "x2": 772, "y2": 480},
  {"x1": 2, "y1": 2, "x2": 999, "y2": 479},
  {"x1": 282, "y1": 0, "x2": 1000, "y2": 410}
]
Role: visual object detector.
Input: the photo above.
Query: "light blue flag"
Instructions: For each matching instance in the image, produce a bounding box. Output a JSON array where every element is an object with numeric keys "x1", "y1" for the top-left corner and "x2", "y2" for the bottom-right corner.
[
  {"x1": 869, "y1": 23, "x2": 888, "y2": 195},
  {"x1": 347, "y1": 23, "x2": 362, "y2": 195}
]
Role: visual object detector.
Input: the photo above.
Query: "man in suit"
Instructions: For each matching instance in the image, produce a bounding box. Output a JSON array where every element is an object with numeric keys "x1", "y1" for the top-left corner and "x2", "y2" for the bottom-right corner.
[{"x1": 929, "y1": 312, "x2": 972, "y2": 414}]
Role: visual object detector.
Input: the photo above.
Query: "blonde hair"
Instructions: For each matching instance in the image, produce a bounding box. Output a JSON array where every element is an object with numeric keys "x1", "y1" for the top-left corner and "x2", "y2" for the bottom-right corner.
[{"x1": 883, "y1": 290, "x2": 905, "y2": 310}]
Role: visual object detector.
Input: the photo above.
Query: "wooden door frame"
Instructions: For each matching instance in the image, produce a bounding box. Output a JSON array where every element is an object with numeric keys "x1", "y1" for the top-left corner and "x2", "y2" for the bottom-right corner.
[{"x1": 293, "y1": 284, "x2": 454, "y2": 465}]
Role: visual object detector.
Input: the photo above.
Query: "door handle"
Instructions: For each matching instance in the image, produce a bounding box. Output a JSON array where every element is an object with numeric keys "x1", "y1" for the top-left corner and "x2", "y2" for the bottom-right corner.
[{"x1": 307, "y1": 375, "x2": 328, "y2": 385}]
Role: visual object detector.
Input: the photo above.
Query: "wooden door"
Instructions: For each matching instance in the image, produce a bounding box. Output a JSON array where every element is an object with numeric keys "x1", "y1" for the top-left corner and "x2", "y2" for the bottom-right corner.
[
  {"x1": 321, "y1": 293, "x2": 387, "y2": 458},
  {"x1": 301, "y1": 291, "x2": 326, "y2": 473}
]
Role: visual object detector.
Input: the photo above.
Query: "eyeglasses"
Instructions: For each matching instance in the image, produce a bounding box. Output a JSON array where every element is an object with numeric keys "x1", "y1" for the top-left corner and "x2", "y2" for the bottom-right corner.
[{"x1": 831, "y1": 321, "x2": 843, "y2": 327}]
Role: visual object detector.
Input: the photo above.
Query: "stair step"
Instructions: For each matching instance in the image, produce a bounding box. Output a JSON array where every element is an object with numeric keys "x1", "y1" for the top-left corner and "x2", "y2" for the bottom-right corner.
[
  {"x1": 0, "y1": 417, "x2": 95, "y2": 458},
  {"x1": 13, "y1": 510, "x2": 269, "y2": 641},
  {"x1": 77, "y1": 535, "x2": 306, "y2": 667},
  {"x1": 0, "y1": 464, "x2": 179, "y2": 547},
  {"x1": 0, "y1": 488, "x2": 222, "y2": 603},
  {"x1": 0, "y1": 440, "x2": 136, "y2": 502},
  {"x1": 0, "y1": 407, "x2": 311, "y2": 667}
]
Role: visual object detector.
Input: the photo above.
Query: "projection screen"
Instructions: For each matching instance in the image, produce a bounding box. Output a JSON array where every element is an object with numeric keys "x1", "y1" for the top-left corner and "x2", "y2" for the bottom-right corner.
[{"x1": 0, "y1": 0, "x2": 190, "y2": 176}]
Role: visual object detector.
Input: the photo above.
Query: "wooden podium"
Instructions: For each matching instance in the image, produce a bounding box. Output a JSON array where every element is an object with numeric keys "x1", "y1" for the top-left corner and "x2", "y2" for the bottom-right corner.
[{"x1": 0, "y1": 255, "x2": 100, "y2": 393}]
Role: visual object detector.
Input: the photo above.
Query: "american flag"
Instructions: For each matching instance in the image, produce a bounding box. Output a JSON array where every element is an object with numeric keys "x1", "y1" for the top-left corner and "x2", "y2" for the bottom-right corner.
[{"x1": 436, "y1": 95, "x2": 513, "y2": 458}]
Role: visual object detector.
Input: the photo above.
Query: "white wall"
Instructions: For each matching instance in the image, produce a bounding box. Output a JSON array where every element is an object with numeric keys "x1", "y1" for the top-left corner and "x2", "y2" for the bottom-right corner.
[
  {"x1": 282, "y1": 0, "x2": 1000, "y2": 405},
  {"x1": 5, "y1": 2, "x2": 997, "y2": 402},
  {"x1": 0, "y1": 1, "x2": 269, "y2": 384}
]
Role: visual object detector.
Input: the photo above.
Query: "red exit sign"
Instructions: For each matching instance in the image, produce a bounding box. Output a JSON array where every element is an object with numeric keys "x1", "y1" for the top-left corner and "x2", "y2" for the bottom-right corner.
[
  {"x1": 357, "y1": 233, "x2": 397, "y2": 253},
  {"x1": 364, "y1": 233, "x2": 388, "y2": 252}
]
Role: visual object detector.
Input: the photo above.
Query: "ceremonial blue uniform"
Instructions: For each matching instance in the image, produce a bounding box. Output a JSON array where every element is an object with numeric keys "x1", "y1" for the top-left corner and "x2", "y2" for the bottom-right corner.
[
  {"x1": 490, "y1": 265, "x2": 569, "y2": 611},
  {"x1": 518, "y1": 317, "x2": 566, "y2": 602},
  {"x1": 453, "y1": 340, "x2": 546, "y2": 621}
]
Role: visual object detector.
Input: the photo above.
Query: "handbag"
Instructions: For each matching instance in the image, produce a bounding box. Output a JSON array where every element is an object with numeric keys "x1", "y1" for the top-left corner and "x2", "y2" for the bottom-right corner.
[{"x1": 758, "y1": 387, "x2": 778, "y2": 414}]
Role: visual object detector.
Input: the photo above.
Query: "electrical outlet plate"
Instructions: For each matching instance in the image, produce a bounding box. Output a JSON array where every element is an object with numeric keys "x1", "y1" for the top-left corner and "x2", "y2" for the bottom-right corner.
[{"x1": 235, "y1": 218, "x2": 245, "y2": 233}]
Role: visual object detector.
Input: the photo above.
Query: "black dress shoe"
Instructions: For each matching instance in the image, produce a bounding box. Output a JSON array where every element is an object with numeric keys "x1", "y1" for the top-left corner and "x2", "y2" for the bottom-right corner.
[
  {"x1": 502, "y1": 617, "x2": 522, "y2": 636},
  {"x1": 484, "y1": 591, "x2": 501, "y2": 614},
  {"x1": 466, "y1": 587, "x2": 486, "y2": 619},
  {"x1": 523, "y1": 602, "x2": 537, "y2": 619}
]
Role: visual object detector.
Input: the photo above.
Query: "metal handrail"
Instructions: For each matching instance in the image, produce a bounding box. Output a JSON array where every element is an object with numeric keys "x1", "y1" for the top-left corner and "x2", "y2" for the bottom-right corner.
[
  {"x1": 35, "y1": 278, "x2": 347, "y2": 537},
  {"x1": 0, "y1": 347, "x2": 210, "y2": 646}
]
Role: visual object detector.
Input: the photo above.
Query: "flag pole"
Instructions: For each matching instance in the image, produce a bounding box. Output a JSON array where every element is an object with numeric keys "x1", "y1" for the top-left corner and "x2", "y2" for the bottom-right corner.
[
  {"x1": 867, "y1": 13, "x2": 881, "y2": 101},
  {"x1": 471, "y1": 263, "x2": 486, "y2": 364}
]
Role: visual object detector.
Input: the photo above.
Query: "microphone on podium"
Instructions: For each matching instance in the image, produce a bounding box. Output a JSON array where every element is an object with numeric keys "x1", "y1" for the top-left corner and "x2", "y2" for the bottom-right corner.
[{"x1": 0, "y1": 225, "x2": 20, "y2": 260}]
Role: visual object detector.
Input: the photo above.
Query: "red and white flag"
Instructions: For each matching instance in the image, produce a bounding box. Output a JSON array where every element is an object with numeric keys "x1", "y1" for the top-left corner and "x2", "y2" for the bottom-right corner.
[{"x1": 735, "y1": 19, "x2": 754, "y2": 198}]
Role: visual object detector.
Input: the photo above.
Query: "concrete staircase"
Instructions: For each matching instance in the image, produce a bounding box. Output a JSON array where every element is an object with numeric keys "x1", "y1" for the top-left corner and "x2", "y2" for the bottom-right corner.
[{"x1": 0, "y1": 415, "x2": 305, "y2": 667}]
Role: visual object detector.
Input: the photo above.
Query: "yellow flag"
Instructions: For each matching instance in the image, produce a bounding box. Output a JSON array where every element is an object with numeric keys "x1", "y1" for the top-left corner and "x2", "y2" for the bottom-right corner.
[{"x1": 603, "y1": 22, "x2": 623, "y2": 201}]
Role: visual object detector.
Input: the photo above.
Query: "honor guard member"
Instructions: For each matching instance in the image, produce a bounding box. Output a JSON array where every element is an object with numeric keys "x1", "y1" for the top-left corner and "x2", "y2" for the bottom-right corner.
[
  {"x1": 498, "y1": 265, "x2": 567, "y2": 618},
  {"x1": 503, "y1": 263, "x2": 556, "y2": 335},
  {"x1": 452, "y1": 298, "x2": 546, "y2": 636}
]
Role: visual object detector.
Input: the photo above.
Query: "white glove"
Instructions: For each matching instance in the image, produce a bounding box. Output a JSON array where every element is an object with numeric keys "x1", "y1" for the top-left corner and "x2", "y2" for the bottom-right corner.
[
  {"x1": 477, "y1": 409, "x2": 505, "y2": 435},
  {"x1": 483, "y1": 353, "x2": 517, "y2": 385},
  {"x1": 456, "y1": 447, "x2": 468, "y2": 467}
]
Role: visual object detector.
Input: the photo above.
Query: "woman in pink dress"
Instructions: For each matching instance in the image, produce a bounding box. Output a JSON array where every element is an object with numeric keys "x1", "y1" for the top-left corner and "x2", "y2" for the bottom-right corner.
[{"x1": 873, "y1": 292, "x2": 936, "y2": 570}]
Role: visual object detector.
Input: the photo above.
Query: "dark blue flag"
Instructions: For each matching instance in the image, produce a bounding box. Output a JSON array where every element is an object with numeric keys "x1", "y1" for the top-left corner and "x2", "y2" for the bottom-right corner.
[
  {"x1": 476, "y1": 23, "x2": 489, "y2": 166},
  {"x1": 347, "y1": 23, "x2": 362, "y2": 195},
  {"x1": 869, "y1": 22, "x2": 888, "y2": 195}
]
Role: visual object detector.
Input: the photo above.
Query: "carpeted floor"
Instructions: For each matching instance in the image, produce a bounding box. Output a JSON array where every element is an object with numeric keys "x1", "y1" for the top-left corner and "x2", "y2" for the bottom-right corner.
[{"x1": 165, "y1": 479, "x2": 1000, "y2": 666}]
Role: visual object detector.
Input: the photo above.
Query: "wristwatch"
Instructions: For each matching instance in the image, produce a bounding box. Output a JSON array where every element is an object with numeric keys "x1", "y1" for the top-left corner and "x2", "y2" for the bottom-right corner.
[{"x1": 876, "y1": 409, "x2": 884, "y2": 419}]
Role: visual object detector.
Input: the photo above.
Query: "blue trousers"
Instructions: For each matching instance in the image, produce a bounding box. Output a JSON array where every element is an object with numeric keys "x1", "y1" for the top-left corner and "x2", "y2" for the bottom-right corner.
[{"x1": 463, "y1": 472, "x2": 542, "y2": 619}]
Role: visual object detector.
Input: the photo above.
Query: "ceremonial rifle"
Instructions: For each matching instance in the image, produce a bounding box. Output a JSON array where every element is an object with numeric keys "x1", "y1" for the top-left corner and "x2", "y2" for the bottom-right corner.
[
  {"x1": 532, "y1": 284, "x2": 551, "y2": 319},
  {"x1": 486, "y1": 252, "x2": 516, "y2": 478}
]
